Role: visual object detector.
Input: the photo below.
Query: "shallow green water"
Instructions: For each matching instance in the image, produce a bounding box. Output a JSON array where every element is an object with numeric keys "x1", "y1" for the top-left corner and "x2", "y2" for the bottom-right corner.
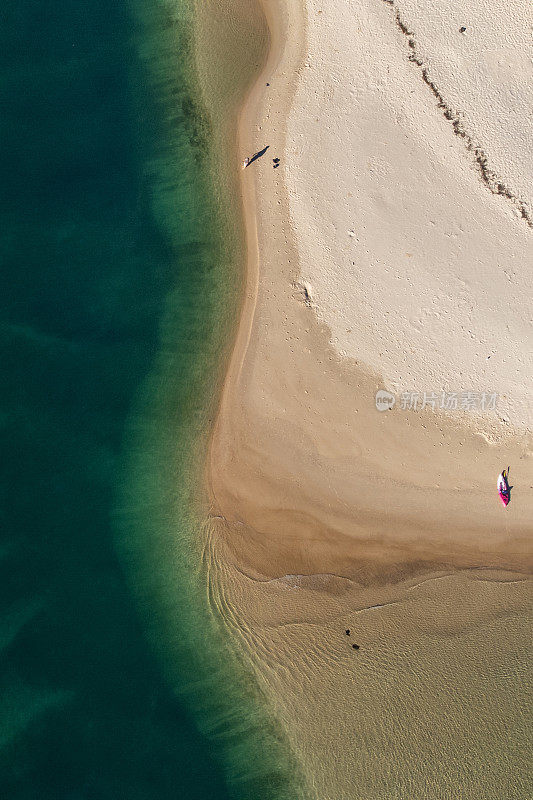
[{"x1": 0, "y1": 0, "x2": 298, "y2": 797}]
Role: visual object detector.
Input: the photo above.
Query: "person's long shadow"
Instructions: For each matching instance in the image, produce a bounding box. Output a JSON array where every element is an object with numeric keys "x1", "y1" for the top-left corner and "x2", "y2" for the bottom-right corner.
[{"x1": 247, "y1": 145, "x2": 269, "y2": 166}]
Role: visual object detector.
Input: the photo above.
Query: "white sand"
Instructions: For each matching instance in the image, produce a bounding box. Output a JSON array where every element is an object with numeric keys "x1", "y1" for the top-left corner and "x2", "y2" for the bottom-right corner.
[{"x1": 286, "y1": 0, "x2": 533, "y2": 434}]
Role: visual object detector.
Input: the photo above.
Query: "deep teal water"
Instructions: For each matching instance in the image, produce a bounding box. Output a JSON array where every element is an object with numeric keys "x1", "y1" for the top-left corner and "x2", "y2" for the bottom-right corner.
[{"x1": 0, "y1": 0, "x2": 237, "y2": 797}]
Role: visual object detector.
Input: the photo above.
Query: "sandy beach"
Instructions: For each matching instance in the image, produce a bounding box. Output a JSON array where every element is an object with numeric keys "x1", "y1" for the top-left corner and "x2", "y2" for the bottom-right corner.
[
  {"x1": 206, "y1": 0, "x2": 533, "y2": 795},
  {"x1": 209, "y1": 0, "x2": 532, "y2": 582}
]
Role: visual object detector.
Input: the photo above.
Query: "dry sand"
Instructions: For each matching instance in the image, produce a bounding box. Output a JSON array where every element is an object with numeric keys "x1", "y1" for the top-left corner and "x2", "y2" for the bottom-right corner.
[
  {"x1": 287, "y1": 0, "x2": 533, "y2": 434},
  {"x1": 204, "y1": 0, "x2": 533, "y2": 795}
]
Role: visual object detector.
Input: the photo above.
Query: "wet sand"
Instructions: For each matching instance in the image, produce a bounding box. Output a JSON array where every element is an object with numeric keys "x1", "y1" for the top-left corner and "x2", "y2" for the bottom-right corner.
[{"x1": 205, "y1": 0, "x2": 533, "y2": 795}]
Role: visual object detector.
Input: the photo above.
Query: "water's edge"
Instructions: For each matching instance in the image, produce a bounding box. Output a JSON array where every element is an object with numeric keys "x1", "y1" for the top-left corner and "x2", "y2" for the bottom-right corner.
[{"x1": 115, "y1": 2, "x2": 304, "y2": 797}]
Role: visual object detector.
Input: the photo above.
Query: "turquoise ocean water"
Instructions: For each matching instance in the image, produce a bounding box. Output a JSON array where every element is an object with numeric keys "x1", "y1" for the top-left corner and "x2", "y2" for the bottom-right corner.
[{"x1": 0, "y1": 1, "x2": 299, "y2": 797}]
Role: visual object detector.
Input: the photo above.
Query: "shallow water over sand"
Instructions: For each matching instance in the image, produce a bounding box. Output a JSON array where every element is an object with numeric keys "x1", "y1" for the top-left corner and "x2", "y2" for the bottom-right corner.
[{"x1": 208, "y1": 537, "x2": 533, "y2": 799}]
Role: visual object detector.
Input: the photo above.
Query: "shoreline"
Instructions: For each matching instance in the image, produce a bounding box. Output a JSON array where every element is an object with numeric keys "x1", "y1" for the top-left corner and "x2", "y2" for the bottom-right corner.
[
  {"x1": 205, "y1": 0, "x2": 305, "y2": 434},
  {"x1": 116, "y1": 4, "x2": 307, "y2": 798}
]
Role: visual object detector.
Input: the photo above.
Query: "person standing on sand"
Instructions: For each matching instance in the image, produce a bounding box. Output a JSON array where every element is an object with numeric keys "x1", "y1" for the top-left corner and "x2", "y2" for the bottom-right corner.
[{"x1": 242, "y1": 146, "x2": 270, "y2": 170}]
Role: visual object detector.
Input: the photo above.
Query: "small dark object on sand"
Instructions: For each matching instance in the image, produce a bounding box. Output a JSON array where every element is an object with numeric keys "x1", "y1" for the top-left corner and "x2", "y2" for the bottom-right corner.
[
  {"x1": 266, "y1": 82, "x2": 270, "y2": 86},
  {"x1": 345, "y1": 629, "x2": 350, "y2": 635},
  {"x1": 352, "y1": 644, "x2": 360, "y2": 650},
  {"x1": 459, "y1": 26, "x2": 466, "y2": 33},
  {"x1": 273, "y1": 157, "x2": 280, "y2": 163}
]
